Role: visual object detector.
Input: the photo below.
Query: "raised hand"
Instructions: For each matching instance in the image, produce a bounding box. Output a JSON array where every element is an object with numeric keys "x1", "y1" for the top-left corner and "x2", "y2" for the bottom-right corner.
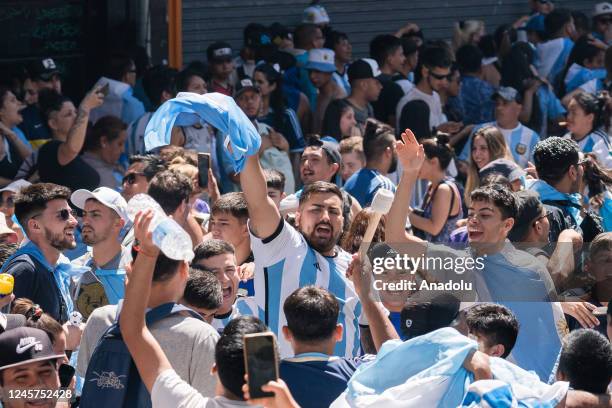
[
  {"x1": 133, "y1": 210, "x2": 159, "y2": 258},
  {"x1": 397, "y1": 128, "x2": 425, "y2": 173},
  {"x1": 80, "y1": 85, "x2": 105, "y2": 113}
]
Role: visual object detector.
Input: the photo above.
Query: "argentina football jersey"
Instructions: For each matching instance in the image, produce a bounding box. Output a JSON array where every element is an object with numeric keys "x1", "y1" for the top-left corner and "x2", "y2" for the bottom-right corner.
[
  {"x1": 459, "y1": 122, "x2": 540, "y2": 168},
  {"x1": 250, "y1": 219, "x2": 363, "y2": 358},
  {"x1": 211, "y1": 296, "x2": 259, "y2": 333}
]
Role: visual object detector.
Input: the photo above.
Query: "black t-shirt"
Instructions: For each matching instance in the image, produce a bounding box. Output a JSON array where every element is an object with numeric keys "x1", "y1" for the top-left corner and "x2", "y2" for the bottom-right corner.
[
  {"x1": 3, "y1": 254, "x2": 68, "y2": 323},
  {"x1": 0, "y1": 139, "x2": 23, "y2": 179},
  {"x1": 372, "y1": 74, "x2": 404, "y2": 125},
  {"x1": 38, "y1": 140, "x2": 100, "y2": 191}
]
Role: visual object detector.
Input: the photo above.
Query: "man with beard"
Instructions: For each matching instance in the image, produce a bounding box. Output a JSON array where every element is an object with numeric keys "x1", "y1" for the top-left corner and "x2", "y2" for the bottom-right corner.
[
  {"x1": 240, "y1": 151, "x2": 366, "y2": 358},
  {"x1": 343, "y1": 120, "x2": 398, "y2": 207},
  {"x1": 1, "y1": 183, "x2": 77, "y2": 324},
  {"x1": 70, "y1": 187, "x2": 130, "y2": 319}
]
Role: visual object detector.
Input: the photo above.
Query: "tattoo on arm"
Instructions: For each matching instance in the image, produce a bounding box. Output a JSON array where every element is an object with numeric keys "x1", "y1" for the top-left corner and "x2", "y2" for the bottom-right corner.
[{"x1": 360, "y1": 326, "x2": 377, "y2": 355}]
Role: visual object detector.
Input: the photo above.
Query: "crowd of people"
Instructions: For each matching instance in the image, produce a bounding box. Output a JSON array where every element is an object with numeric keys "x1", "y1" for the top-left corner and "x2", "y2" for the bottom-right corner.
[{"x1": 0, "y1": 0, "x2": 611, "y2": 406}]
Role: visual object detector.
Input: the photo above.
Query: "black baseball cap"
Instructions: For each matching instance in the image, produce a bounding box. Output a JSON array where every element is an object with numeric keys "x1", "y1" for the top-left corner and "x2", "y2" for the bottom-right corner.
[
  {"x1": 307, "y1": 137, "x2": 341, "y2": 164},
  {"x1": 508, "y1": 190, "x2": 548, "y2": 242},
  {"x1": 479, "y1": 159, "x2": 526, "y2": 183},
  {"x1": 0, "y1": 327, "x2": 64, "y2": 371},
  {"x1": 347, "y1": 58, "x2": 381, "y2": 83},
  {"x1": 234, "y1": 78, "x2": 260, "y2": 98},
  {"x1": 29, "y1": 58, "x2": 60, "y2": 81},
  {"x1": 207, "y1": 42, "x2": 233, "y2": 63},
  {"x1": 400, "y1": 292, "x2": 460, "y2": 339}
]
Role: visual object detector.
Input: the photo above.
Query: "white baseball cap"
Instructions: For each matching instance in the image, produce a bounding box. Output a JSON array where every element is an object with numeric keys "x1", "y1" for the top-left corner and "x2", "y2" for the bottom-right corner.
[
  {"x1": 306, "y1": 48, "x2": 336, "y2": 72},
  {"x1": 0, "y1": 180, "x2": 31, "y2": 194},
  {"x1": 71, "y1": 187, "x2": 129, "y2": 222},
  {"x1": 593, "y1": 2, "x2": 612, "y2": 17},
  {"x1": 302, "y1": 4, "x2": 330, "y2": 25}
]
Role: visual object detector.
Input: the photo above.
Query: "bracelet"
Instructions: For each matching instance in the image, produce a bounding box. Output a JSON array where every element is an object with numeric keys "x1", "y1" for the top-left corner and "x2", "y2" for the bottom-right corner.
[{"x1": 134, "y1": 243, "x2": 158, "y2": 258}]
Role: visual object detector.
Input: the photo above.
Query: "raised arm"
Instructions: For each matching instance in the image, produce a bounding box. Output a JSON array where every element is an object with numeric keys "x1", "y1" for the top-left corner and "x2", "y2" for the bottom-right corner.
[
  {"x1": 386, "y1": 129, "x2": 426, "y2": 247},
  {"x1": 349, "y1": 254, "x2": 400, "y2": 352},
  {"x1": 57, "y1": 86, "x2": 104, "y2": 166},
  {"x1": 120, "y1": 210, "x2": 172, "y2": 392},
  {"x1": 240, "y1": 154, "x2": 282, "y2": 239}
]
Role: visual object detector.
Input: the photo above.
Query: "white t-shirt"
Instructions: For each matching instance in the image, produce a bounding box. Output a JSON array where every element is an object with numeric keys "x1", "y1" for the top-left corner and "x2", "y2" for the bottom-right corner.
[
  {"x1": 396, "y1": 87, "x2": 447, "y2": 131},
  {"x1": 152, "y1": 369, "x2": 260, "y2": 408}
]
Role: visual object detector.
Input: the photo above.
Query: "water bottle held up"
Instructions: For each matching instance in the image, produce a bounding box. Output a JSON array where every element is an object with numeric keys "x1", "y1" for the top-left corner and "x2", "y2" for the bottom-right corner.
[{"x1": 127, "y1": 194, "x2": 194, "y2": 262}]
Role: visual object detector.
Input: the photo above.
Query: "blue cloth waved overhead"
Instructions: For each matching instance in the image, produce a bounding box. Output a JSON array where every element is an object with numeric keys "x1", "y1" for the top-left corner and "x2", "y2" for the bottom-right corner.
[
  {"x1": 144, "y1": 92, "x2": 261, "y2": 173},
  {"x1": 331, "y1": 328, "x2": 569, "y2": 408}
]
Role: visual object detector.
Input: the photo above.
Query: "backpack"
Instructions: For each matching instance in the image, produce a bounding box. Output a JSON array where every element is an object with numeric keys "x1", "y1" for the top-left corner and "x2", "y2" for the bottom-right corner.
[{"x1": 80, "y1": 302, "x2": 202, "y2": 408}]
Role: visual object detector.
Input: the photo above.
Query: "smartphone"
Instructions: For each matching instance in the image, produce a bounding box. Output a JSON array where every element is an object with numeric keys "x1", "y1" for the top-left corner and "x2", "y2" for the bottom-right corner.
[
  {"x1": 58, "y1": 364, "x2": 75, "y2": 388},
  {"x1": 197, "y1": 153, "x2": 210, "y2": 188},
  {"x1": 243, "y1": 332, "x2": 279, "y2": 399},
  {"x1": 99, "y1": 82, "x2": 110, "y2": 97}
]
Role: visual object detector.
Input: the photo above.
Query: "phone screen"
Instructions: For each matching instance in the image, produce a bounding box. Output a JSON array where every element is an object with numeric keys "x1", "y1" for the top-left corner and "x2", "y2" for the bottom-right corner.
[
  {"x1": 197, "y1": 153, "x2": 210, "y2": 188},
  {"x1": 58, "y1": 364, "x2": 75, "y2": 388},
  {"x1": 243, "y1": 333, "x2": 278, "y2": 399}
]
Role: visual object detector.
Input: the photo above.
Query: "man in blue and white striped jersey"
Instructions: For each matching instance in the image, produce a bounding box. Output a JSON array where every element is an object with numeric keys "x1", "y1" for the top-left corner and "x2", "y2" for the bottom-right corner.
[{"x1": 241, "y1": 153, "x2": 366, "y2": 359}]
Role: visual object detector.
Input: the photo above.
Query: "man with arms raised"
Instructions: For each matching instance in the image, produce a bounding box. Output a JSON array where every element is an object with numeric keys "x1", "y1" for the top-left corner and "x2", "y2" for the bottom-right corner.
[
  {"x1": 386, "y1": 128, "x2": 564, "y2": 381},
  {"x1": 241, "y1": 153, "x2": 366, "y2": 358}
]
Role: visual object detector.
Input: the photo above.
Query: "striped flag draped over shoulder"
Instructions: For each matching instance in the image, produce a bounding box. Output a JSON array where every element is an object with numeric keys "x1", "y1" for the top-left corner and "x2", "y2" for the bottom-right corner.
[{"x1": 144, "y1": 92, "x2": 261, "y2": 173}]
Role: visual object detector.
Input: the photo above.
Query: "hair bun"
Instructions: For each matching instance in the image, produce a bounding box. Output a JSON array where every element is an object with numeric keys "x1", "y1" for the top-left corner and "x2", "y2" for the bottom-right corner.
[{"x1": 435, "y1": 132, "x2": 450, "y2": 146}]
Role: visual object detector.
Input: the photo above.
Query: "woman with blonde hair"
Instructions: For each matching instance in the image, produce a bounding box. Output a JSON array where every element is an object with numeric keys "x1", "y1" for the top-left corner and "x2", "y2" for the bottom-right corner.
[
  {"x1": 464, "y1": 126, "x2": 513, "y2": 204},
  {"x1": 452, "y1": 20, "x2": 485, "y2": 51}
]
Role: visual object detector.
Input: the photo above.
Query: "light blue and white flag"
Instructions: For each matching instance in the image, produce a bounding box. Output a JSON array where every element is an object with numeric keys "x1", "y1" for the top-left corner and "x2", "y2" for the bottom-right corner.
[
  {"x1": 331, "y1": 328, "x2": 569, "y2": 408},
  {"x1": 564, "y1": 63, "x2": 606, "y2": 94},
  {"x1": 144, "y1": 92, "x2": 261, "y2": 173}
]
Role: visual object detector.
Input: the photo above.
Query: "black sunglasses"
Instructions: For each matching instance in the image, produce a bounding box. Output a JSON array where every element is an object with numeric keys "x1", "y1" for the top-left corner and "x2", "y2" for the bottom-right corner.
[
  {"x1": 122, "y1": 172, "x2": 145, "y2": 185},
  {"x1": 428, "y1": 69, "x2": 452, "y2": 81},
  {"x1": 31, "y1": 208, "x2": 75, "y2": 222}
]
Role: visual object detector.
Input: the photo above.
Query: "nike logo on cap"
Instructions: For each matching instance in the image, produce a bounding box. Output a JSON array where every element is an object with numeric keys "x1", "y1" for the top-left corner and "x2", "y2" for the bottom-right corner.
[{"x1": 16, "y1": 337, "x2": 43, "y2": 354}]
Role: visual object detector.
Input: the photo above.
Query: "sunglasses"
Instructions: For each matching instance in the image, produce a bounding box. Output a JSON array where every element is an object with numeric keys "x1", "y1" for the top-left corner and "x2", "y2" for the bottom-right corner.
[
  {"x1": 597, "y1": 17, "x2": 612, "y2": 24},
  {"x1": 122, "y1": 172, "x2": 145, "y2": 185},
  {"x1": 532, "y1": 211, "x2": 551, "y2": 226},
  {"x1": 428, "y1": 69, "x2": 452, "y2": 81},
  {"x1": 32, "y1": 208, "x2": 76, "y2": 222}
]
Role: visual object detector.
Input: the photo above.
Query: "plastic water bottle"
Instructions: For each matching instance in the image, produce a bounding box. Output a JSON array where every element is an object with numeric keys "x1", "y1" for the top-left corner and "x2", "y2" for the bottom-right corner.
[{"x1": 127, "y1": 194, "x2": 194, "y2": 262}]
